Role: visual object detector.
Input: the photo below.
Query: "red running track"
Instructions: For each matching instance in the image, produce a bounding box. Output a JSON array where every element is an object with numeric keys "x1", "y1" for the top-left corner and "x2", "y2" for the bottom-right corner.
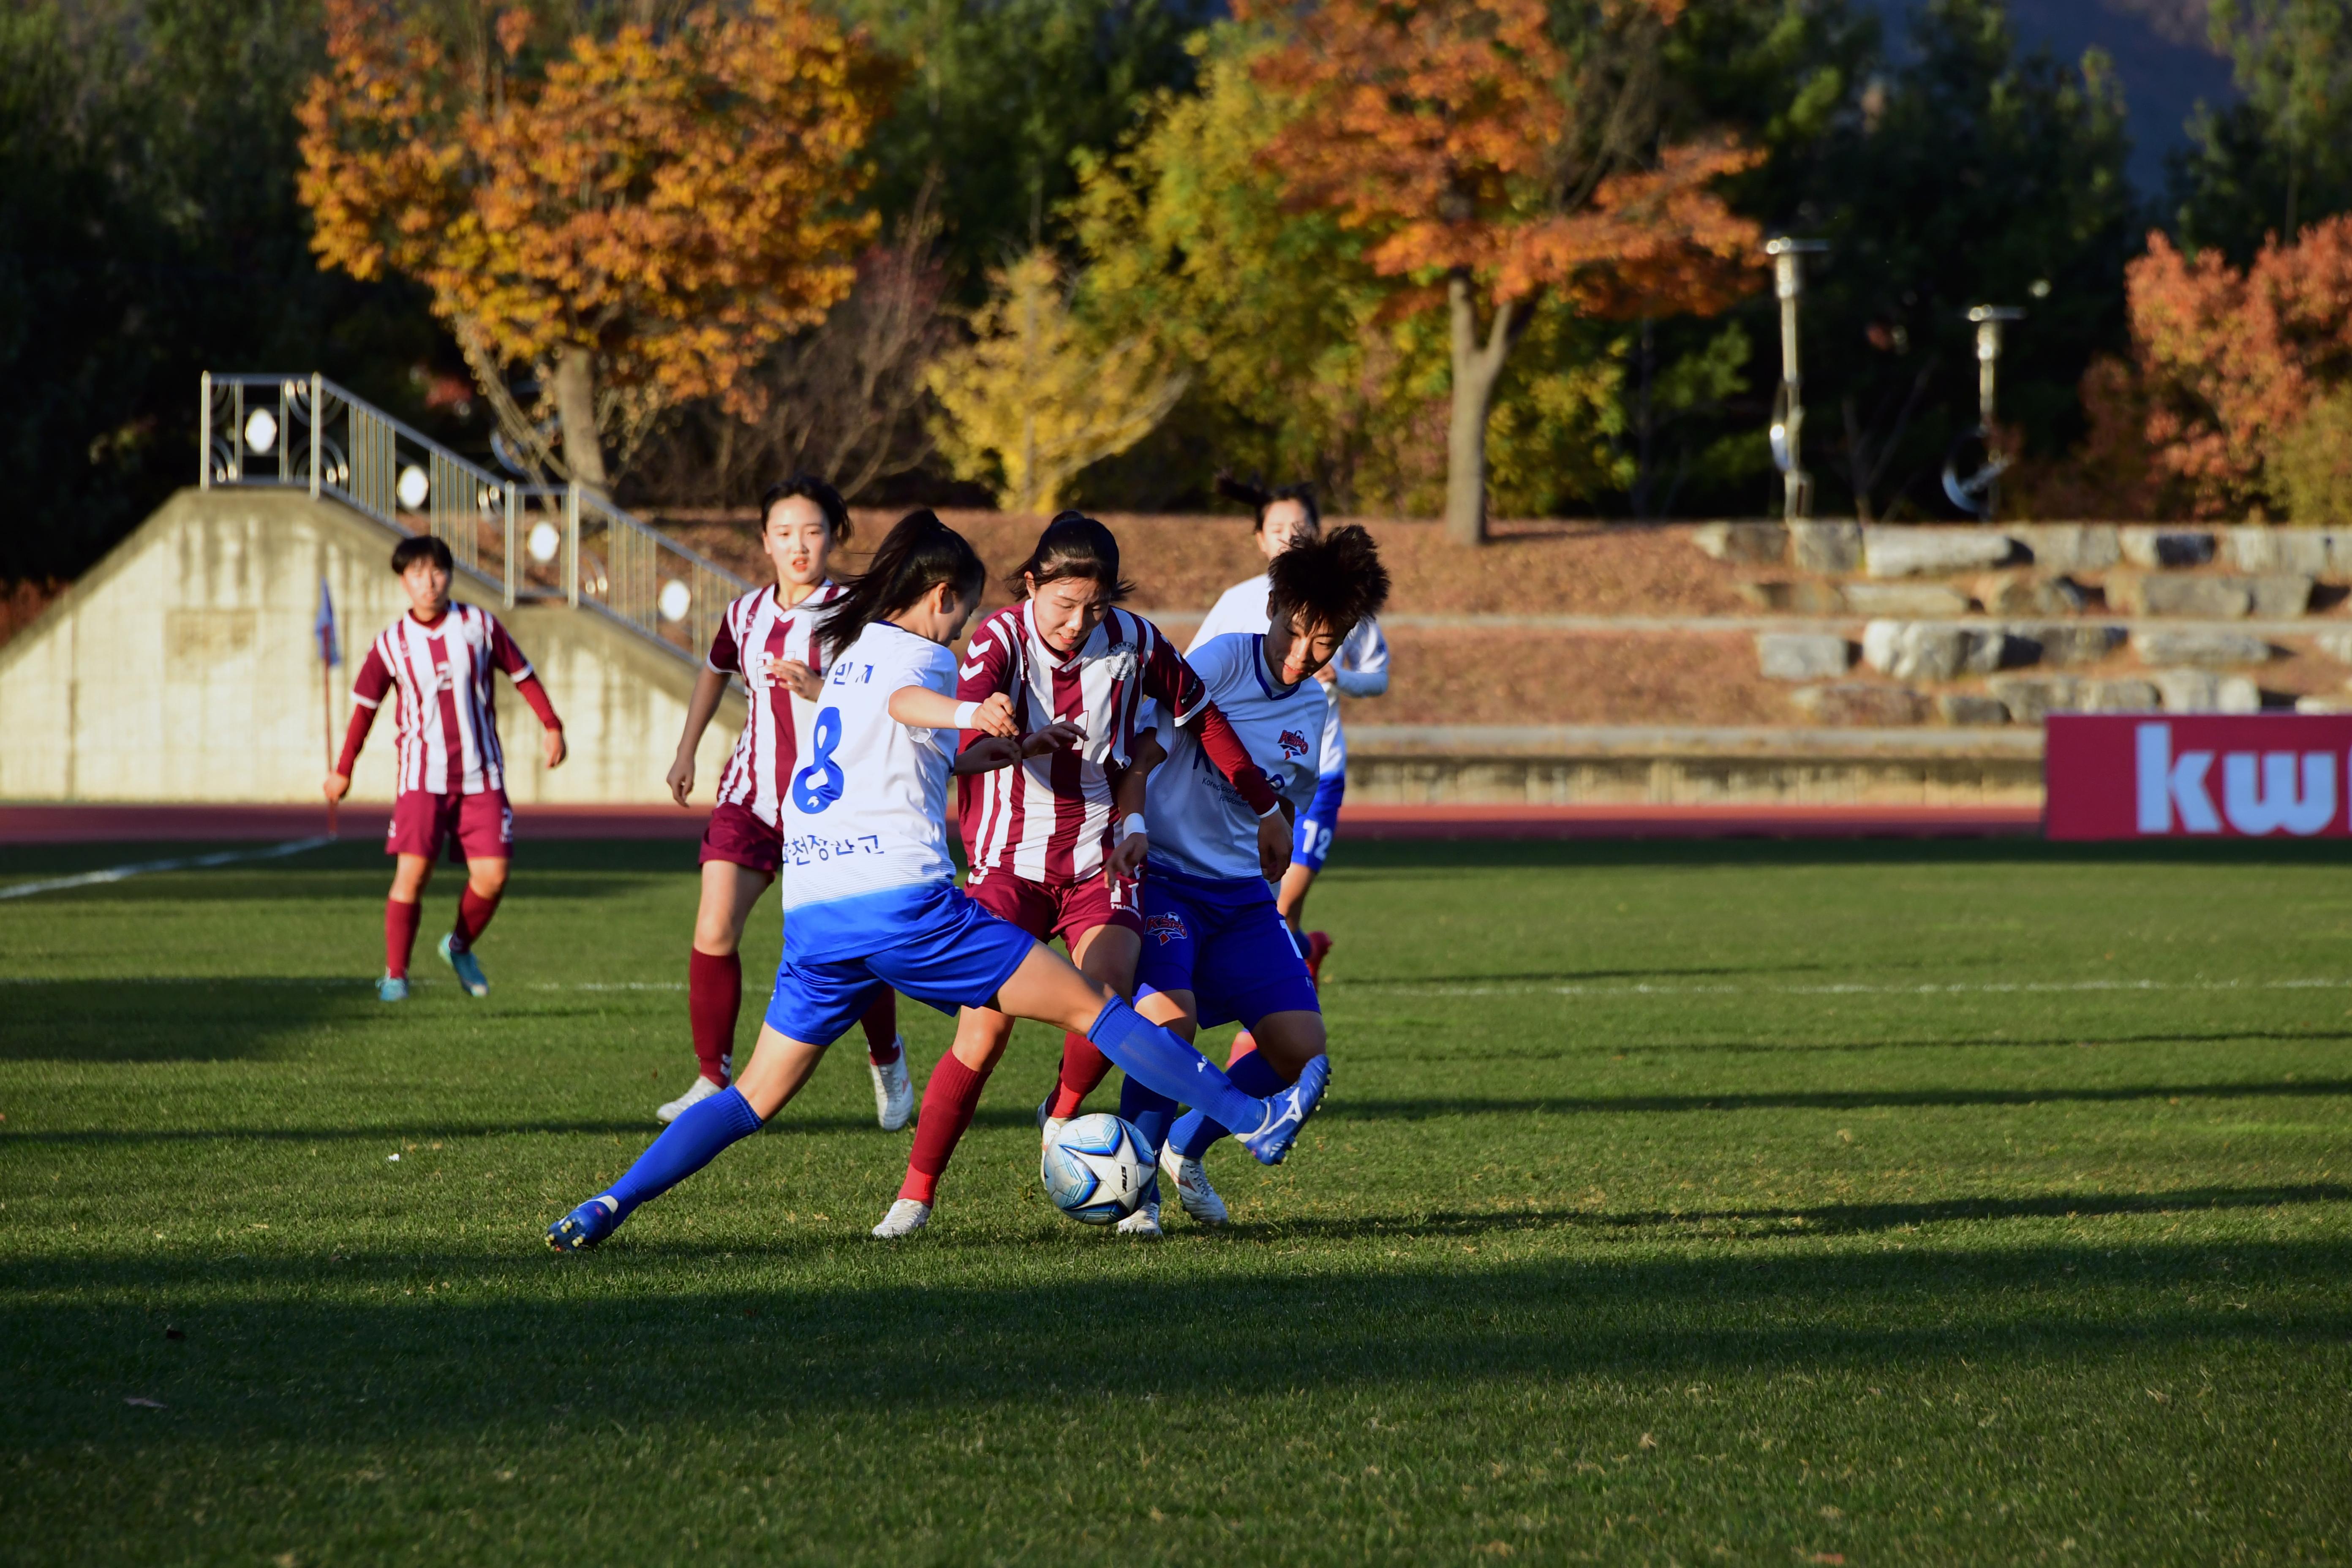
[{"x1": 0, "y1": 800, "x2": 2042, "y2": 845}]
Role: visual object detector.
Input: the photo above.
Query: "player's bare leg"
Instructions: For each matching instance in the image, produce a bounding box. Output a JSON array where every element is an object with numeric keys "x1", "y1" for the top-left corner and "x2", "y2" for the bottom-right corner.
[
  {"x1": 380, "y1": 852, "x2": 435, "y2": 1001},
  {"x1": 662, "y1": 860, "x2": 772, "y2": 1121},
  {"x1": 438, "y1": 855, "x2": 507, "y2": 997}
]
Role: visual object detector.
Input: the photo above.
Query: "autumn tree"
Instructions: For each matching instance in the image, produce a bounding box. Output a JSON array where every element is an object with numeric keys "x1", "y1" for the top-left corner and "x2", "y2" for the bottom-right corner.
[
  {"x1": 298, "y1": 0, "x2": 895, "y2": 492},
  {"x1": 2173, "y1": 0, "x2": 2352, "y2": 263},
  {"x1": 1241, "y1": 0, "x2": 1759, "y2": 544}
]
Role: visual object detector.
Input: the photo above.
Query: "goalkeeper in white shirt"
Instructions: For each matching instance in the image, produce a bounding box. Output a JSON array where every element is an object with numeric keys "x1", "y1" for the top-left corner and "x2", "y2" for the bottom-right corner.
[{"x1": 1191, "y1": 479, "x2": 1389, "y2": 983}]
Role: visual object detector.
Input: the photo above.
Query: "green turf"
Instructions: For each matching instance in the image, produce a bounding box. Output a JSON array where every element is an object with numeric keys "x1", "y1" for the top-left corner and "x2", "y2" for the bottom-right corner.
[{"x1": 4, "y1": 835, "x2": 2350, "y2": 1565}]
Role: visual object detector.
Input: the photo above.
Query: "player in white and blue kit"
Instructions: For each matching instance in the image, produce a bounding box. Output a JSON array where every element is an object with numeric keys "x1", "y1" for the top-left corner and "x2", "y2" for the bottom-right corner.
[
  {"x1": 1123, "y1": 524, "x2": 1391, "y2": 1228},
  {"x1": 1195, "y1": 480, "x2": 1388, "y2": 981},
  {"x1": 546, "y1": 512, "x2": 1328, "y2": 1251}
]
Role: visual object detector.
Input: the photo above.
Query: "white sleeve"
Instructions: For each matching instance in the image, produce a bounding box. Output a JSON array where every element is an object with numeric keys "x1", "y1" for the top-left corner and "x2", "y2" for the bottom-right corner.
[
  {"x1": 1185, "y1": 580, "x2": 1264, "y2": 655},
  {"x1": 1332, "y1": 618, "x2": 1388, "y2": 698}
]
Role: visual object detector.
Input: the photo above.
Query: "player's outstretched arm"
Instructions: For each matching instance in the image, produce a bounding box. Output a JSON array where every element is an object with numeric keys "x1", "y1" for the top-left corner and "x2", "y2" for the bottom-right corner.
[
  {"x1": 890, "y1": 686, "x2": 1015, "y2": 737},
  {"x1": 667, "y1": 666, "x2": 730, "y2": 806}
]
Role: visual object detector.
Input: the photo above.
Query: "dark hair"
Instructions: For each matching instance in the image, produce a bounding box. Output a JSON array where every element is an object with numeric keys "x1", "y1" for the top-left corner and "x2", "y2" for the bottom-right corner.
[
  {"x1": 1005, "y1": 510, "x2": 1135, "y2": 602},
  {"x1": 757, "y1": 474, "x2": 852, "y2": 542},
  {"x1": 1267, "y1": 524, "x2": 1389, "y2": 637},
  {"x1": 391, "y1": 534, "x2": 453, "y2": 574},
  {"x1": 815, "y1": 509, "x2": 986, "y2": 663},
  {"x1": 1214, "y1": 474, "x2": 1321, "y2": 535}
]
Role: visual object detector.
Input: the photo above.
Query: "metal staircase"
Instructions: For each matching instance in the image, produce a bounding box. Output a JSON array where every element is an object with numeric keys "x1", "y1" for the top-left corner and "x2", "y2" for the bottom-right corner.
[{"x1": 201, "y1": 373, "x2": 749, "y2": 667}]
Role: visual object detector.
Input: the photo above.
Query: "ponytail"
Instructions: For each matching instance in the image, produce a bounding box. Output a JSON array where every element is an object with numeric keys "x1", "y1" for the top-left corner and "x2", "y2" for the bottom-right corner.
[
  {"x1": 1006, "y1": 510, "x2": 1135, "y2": 602},
  {"x1": 816, "y1": 509, "x2": 986, "y2": 664}
]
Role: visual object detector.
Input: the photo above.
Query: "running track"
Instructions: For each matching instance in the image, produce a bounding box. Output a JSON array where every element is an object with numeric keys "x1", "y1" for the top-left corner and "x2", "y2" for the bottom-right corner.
[{"x1": 0, "y1": 802, "x2": 2042, "y2": 845}]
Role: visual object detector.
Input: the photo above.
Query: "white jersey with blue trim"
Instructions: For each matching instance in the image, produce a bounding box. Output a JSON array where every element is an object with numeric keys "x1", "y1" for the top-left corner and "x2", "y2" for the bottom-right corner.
[
  {"x1": 1143, "y1": 632, "x2": 1328, "y2": 882},
  {"x1": 1189, "y1": 572, "x2": 1387, "y2": 776},
  {"x1": 775, "y1": 620, "x2": 960, "y2": 926}
]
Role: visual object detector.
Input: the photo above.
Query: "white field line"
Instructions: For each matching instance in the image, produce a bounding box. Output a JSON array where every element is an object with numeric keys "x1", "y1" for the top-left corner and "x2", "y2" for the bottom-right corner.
[
  {"x1": 0, "y1": 837, "x2": 335, "y2": 901},
  {"x1": 0, "y1": 976, "x2": 686, "y2": 988},
  {"x1": 1332, "y1": 976, "x2": 2352, "y2": 1001}
]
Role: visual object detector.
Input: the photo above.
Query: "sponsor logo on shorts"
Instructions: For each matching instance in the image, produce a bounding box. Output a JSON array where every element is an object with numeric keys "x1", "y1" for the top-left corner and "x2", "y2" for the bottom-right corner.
[
  {"x1": 1144, "y1": 912, "x2": 1187, "y2": 946},
  {"x1": 1278, "y1": 728, "x2": 1310, "y2": 760}
]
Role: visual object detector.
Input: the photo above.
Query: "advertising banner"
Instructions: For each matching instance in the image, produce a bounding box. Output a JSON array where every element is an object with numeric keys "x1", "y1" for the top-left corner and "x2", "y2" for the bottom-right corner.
[{"x1": 2044, "y1": 713, "x2": 2352, "y2": 840}]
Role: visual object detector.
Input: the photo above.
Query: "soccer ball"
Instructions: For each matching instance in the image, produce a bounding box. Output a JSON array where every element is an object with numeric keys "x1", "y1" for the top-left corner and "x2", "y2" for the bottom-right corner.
[{"x1": 1040, "y1": 1113, "x2": 1154, "y2": 1225}]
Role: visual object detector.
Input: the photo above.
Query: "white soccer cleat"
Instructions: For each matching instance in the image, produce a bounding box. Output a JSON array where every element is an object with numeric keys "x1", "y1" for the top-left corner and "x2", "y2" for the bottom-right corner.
[
  {"x1": 871, "y1": 1043, "x2": 915, "y2": 1130},
  {"x1": 871, "y1": 1198, "x2": 931, "y2": 1238},
  {"x1": 655, "y1": 1074, "x2": 723, "y2": 1124},
  {"x1": 1115, "y1": 1200, "x2": 1162, "y2": 1239},
  {"x1": 1158, "y1": 1143, "x2": 1229, "y2": 1227},
  {"x1": 1040, "y1": 1114, "x2": 1067, "y2": 1150}
]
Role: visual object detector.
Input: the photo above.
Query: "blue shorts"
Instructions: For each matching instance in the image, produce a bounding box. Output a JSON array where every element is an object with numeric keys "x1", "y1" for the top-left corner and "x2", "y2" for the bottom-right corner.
[
  {"x1": 1292, "y1": 773, "x2": 1345, "y2": 873},
  {"x1": 1134, "y1": 865, "x2": 1319, "y2": 1030},
  {"x1": 764, "y1": 882, "x2": 1037, "y2": 1045}
]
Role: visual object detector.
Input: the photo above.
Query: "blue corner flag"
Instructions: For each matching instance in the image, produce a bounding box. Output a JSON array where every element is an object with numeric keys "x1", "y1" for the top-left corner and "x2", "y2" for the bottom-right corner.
[{"x1": 314, "y1": 577, "x2": 340, "y2": 667}]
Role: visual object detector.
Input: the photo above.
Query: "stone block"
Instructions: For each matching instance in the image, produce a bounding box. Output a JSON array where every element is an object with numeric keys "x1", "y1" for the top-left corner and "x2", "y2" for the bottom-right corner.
[
  {"x1": 1756, "y1": 632, "x2": 1851, "y2": 681},
  {"x1": 2107, "y1": 572, "x2": 2250, "y2": 617},
  {"x1": 2129, "y1": 629, "x2": 2273, "y2": 667},
  {"x1": 1974, "y1": 571, "x2": 2086, "y2": 615},
  {"x1": 1790, "y1": 682, "x2": 1928, "y2": 725},
  {"x1": 2314, "y1": 630, "x2": 2352, "y2": 664},
  {"x1": 2074, "y1": 678, "x2": 2163, "y2": 713},
  {"x1": 2003, "y1": 623, "x2": 2123, "y2": 667},
  {"x1": 1862, "y1": 527, "x2": 2017, "y2": 578},
  {"x1": 2296, "y1": 696, "x2": 2352, "y2": 714},
  {"x1": 1861, "y1": 621, "x2": 2007, "y2": 682},
  {"x1": 2152, "y1": 669, "x2": 2263, "y2": 713},
  {"x1": 2249, "y1": 574, "x2": 2313, "y2": 617},
  {"x1": 1841, "y1": 582, "x2": 1972, "y2": 616},
  {"x1": 1789, "y1": 520, "x2": 1863, "y2": 574},
  {"x1": 1936, "y1": 693, "x2": 2010, "y2": 726},
  {"x1": 2225, "y1": 527, "x2": 2335, "y2": 574},
  {"x1": 2010, "y1": 523, "x2": 2119, "y2": 573},
  {"x1": 1736, "y1": 580, "x2": 1847, "y2": 614},
  {"x1": 1692, "y1": 521, "x2": 1789, "y2": 564},
  {"x1": 2118, "y1": 526, "x2": 2216, "y2": 567},
  {"x1": 1990, "y1": 676, "x2": 2071, "y2": 724}
]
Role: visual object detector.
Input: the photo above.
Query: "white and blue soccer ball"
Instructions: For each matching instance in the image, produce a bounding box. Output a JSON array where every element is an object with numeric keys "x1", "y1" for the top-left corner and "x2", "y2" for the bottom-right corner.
[{"x1": 1040, "y1": 1113, "x2": 1154, "y2": 1225}]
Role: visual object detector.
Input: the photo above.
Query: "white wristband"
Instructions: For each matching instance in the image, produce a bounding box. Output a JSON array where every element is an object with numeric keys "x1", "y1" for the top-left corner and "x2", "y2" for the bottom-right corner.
[
  {"x1": 1116, "y1": 812, "x2": 1147, "y2": 843},
  {"x1": 1258, "y1": 801, "x2": 1283, "y2": 819},
  {"x1": 952, "y1": 700, "x2": 980, "y2": 730}
]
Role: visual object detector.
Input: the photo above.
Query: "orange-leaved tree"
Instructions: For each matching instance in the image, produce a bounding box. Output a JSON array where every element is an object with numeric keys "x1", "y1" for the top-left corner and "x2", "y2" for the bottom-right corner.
[
  {"x1": 298, "y1": 0, "x2": 895, "y2": 491},
  {"x1": 1242, "y1": 0, "x2": 1760, "y2": 543}
]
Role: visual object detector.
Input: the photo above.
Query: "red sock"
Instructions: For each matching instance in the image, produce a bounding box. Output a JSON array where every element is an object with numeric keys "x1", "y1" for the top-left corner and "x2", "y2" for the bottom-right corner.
[
  {"x1": 687, "y1": 949, "x2": 741, "y2": 1087},
  {"x1": 1049, "y1": 1031, "x2": 1112, "y2": 1119},
  {"x1": 449, "y1": 885, "x2": 502, "y2": 953},
  {"x1": 899, "y1": 1051, "x2": 988, "y2": 1205},
  {"x1": 1228, "y1": 1030, "x2": 1258, "y2": 1068},
  {"x1": 861, "y1": 989, "x2": 901, "y2": 1066},
  {"x1": 384, "y1": 898, "x2": 423, "y2": 979}
]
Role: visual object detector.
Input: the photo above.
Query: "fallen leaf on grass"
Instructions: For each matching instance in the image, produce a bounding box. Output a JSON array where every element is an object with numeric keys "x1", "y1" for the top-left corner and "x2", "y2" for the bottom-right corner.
[{"x1": 1638, "y1": 1433, "x2": 1656, "y2": 1449}]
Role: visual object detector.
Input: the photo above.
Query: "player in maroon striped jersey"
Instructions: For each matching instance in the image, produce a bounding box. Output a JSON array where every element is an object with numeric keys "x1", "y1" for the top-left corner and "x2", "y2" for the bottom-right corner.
[
  {"x1": 659, "y1": 476, "x2": 907, "y2": 1127},
  {"x1": 325, "y1": 535, "x2": 566, "y2": 1002},
  {"x1": 871, "y1": 512, "x2": 1290, "y2": 1238}
]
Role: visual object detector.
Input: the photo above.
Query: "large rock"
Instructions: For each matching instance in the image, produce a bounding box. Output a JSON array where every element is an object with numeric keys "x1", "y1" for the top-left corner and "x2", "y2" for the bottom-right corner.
[
  {"x1": 2005, "y1": 623, "x2": 2124, "y2": 666},
  {"x1": 1791, "y1": 682, "x2": 1929, "y2": 725},
  {"x1": 1990, "y1": 675, "x2": 2161, "y2": 722},
  {"x1": 1756, "y1": 632, "x2": 1851, "y2": 680},
  {"x1": 1974, "y1": 571, "x2": 2086, "y2": 615},
  {"x1": 1861, "y1": 621, "x2": 2009, "y2": 681},
  {"x1": 2152, "y1": 669, "x2": 2263, "y2": 713},
  {"x1": 2225, "y1": 527, "x2": 2337, "y2": 575},
  {"x1": 1692, "y1": 521, "x2": 1789, "y2": 564},
  {"x1": 2011, "y1": 523, "x2": 2119, "y2": 573},
  {"x1": 2118, "y1": 527, "x2": 2217, "y2": 567},
  {"x1": 1790, "y1": 520, "x2": 1863, "y2": 573},
  {"x1": 1936, "y1": 692, "x2": 2010, "y2": 726},
  {"x1": 2105, "y1": 572, "x2": 2310, "y2": 618},
  {"x1": 1842, "y1": 582, "x2": 1972, "y2": 616},
  {"x1": 1737, "y1": 579, "x2": 1847, "y2": 614},
  {"x1": 2129, "y1": 629, "x2": 2273, "y2": 667},
  {"x1": 1862, "y1": 527, "x2": 2017, "y2": 578}
]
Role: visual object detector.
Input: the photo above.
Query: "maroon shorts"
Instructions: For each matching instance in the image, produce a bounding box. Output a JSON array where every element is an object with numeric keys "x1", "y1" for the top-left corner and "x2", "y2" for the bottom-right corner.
[
  {"x1": 964, "y1": 865, "x2": 1143, "y2": 947},
  {"x1": 698, "y1": 800, "x2": 782, "y2": 876},
  {"x1": 386, "y1": 788, "x2": 512, "y2": 863}
]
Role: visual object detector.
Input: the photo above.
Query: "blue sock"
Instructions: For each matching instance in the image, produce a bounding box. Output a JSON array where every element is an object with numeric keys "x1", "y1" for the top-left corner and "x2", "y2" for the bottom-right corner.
[
  {"x1": 1087, "y1": 997, "x2": 1263, "y2": 1138},
  {"x1": 1119, "y1": 1074, "x2": 1179, "y2": 1157},
  {"x1": 1172, "y1": 1050, "x2": 1288, "y2": 1159},
  {"x1": 600, "y1": 1086, "x2": 762, "y2": 1218}
]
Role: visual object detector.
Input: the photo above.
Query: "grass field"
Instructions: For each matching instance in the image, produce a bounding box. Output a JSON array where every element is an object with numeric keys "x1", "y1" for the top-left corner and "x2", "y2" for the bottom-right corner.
[{"x1": 4, "y1": 834, "x2": 2350, "y2": 1565}]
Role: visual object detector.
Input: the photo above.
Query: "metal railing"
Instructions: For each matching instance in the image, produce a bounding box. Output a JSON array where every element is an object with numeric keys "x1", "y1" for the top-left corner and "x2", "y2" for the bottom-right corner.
[{"x1": 201, "y1": 372, "x2": 747, "y2": 666}]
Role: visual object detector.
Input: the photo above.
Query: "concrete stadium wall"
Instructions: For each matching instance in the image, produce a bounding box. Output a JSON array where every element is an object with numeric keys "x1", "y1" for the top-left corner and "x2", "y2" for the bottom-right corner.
[{"x1": 0, "y1": 488, "x2": 743, "y2": 805}]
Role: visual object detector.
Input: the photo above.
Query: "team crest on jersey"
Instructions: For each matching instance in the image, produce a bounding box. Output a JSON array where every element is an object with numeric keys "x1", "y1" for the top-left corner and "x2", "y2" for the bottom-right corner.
[
  {"x1": 1278, "y1": 728, "x2": 1310, "y2": 760},
  {"x1": 1144, "y1": 912, "x2": 1187, "y2": 946},
  {"x1": 1096, "y1": 640, "x2": 1139, "y2": 680}
]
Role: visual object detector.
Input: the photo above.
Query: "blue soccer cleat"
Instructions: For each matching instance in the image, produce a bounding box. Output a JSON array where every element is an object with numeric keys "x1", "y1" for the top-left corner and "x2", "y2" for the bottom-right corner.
[
  {"x1": 1234, "y1": 1054, "x2": 1331, "y2": 1167},
  {"x1": 546, "y1": 1196, "x2": 621, "y2": 1252},
  {"x1": 377, "y1": 975, "x2": 409, "y2": 1002},
  {"x1": 438, "y1": 934, "x2": 489, "y2": 997}
]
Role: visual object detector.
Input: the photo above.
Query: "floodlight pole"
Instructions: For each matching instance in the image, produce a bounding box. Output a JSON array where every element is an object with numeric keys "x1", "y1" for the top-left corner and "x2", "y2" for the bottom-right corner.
[
  {"x1": 1942, "y1": 305, "x2": 2025, "y2": 519},
  {"x1": 1765, "y1": 237, "x2": 1827, "y2": 521}
]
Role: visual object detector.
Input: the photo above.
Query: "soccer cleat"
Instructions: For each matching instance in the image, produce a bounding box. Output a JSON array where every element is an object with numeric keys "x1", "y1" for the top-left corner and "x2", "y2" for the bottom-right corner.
[
  {"x1": 377, "y1": 975, "x2": 409, "y2": 1002},
  {"x1": 870, "y1": 1198, "x2": 931, "y2": 1238},
  {"x1": 871, "y1": 1042, "x2": 915, "y2": 1130},
  {"x1": 1158, "y1": 1143, "x2": 1229, "y2": 1227},
  {"x1": 656, "y1": 1074, "x2": 723, "y2": 1124},
  {"x1": 546, "y1": 1195, "x2": 620, "y2": 1252},
  {"x1": 1304, "y1": 930, "x2": 1333, "y2": 986},
  {"x1": 1234, "y1": 1053, "x2": 1331, "y2": 1167},
  {"x1": 438, "y1": 934, "x2": 489, "y2": 997},
  {"x1": 1115, "y1": 1200, "x2": 1163, "y2": 1239}
]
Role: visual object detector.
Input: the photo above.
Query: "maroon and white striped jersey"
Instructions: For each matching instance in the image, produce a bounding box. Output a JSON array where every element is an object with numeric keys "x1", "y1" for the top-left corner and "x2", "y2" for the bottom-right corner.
[
  {"x1": 707, "y1": 581, "x2": 844, "y2": 830},
  {"x1": 350, "y1": 604, "x2": 534, "y2": 795},
  {"x1": 957, "y1": 603, "x2": 1209, "y2": 887}
]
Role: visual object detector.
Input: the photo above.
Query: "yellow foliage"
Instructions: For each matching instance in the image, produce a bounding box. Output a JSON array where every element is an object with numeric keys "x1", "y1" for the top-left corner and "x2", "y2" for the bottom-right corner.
[{"x1": 925, "y1": 252, "x2": 1189, "y2": 514}]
